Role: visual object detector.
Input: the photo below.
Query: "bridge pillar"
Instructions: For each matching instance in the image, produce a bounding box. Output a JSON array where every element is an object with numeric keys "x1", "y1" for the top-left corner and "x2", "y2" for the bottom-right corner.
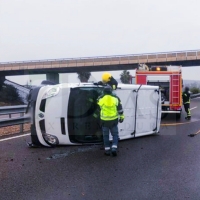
[
  {"x1": 0, "y1": 76, "x2": 5, "y2": 90},
  {"x1": 46, "y1": 73, "x2": 59, "y2": 84},
  {"x1": 0, "y1": 76, "x2": 5, "y2": 81}
]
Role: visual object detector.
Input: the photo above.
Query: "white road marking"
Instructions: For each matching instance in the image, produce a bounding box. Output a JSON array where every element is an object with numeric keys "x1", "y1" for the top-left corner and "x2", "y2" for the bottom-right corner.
[
  {"x1": 190, "y1": 106, "x2": 197, "y2": 110},
  {"x1": 0, "y1": 133, "x2": 30, "y2": 142}
]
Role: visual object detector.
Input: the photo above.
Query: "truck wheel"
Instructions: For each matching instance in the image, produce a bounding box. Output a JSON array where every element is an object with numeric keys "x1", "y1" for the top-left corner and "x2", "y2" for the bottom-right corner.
[
  {"x1": 161, "y1": 113, "x2": 168, "y2": 119},
  {"x1": 176, "y1": 113, "x2": 181, "y2": 120}
]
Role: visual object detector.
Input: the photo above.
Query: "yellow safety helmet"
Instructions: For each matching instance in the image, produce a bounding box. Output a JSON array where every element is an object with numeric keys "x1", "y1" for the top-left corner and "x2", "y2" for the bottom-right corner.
[{"x1": 102, "y1": 72, "x2": 111, "y2": 83}]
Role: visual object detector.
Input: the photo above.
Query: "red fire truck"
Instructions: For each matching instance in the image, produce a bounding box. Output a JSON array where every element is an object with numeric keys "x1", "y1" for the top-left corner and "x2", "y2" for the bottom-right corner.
[{"x1": 134, "y1": 64, "x2": 183, "y2": 119}]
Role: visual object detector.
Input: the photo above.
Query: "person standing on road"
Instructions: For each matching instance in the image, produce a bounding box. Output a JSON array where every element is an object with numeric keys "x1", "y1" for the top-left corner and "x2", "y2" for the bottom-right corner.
[
  {"x1": 93, "y1": 85, "x2": 125, "y2": 156},
  {"x1": 182, "y1": 86, "x2": 191, "y2": 120}
]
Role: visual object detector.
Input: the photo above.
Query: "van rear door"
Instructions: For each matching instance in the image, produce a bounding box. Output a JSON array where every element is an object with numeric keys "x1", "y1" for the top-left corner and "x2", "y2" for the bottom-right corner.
[{"x1": 116, "y1": 86, "x2": 161, "y2": 140}]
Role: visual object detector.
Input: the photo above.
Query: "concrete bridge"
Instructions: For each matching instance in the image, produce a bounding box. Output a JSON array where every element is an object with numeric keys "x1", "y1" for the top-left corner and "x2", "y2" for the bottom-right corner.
[{"x1": 1, "y1": 49, "x2": 200, "y2": 83}]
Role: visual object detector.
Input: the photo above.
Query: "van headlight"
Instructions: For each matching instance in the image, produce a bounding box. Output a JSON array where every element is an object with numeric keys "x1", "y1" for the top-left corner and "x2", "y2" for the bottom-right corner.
[
  {"x1": 42, "y1": 86, "x2": 60, "y2": 99},
  {"x1": 43, "y1": 133, "x2": 59, "y2": 145}
]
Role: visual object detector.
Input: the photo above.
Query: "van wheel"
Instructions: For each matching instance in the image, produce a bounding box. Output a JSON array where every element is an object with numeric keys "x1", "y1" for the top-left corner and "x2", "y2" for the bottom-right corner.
[{"x1": 30, "y1": 125, "x2": 42, "y2": 146}]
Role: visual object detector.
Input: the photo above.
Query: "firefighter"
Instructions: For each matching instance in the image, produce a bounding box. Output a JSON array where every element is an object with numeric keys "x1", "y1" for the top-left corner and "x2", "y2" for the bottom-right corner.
[
  {"x1": 93, "y1": 85, "x2": 125, "y2": 156},
  {"x1": 102, "y1": 72, "x2": 118, "y2": 90},
  {"x1": 182, "y1": 86, "x2": 191, "y2": 120},
  {"x1": 94, "y1": 72, "x2": 118, "y2": 90}
]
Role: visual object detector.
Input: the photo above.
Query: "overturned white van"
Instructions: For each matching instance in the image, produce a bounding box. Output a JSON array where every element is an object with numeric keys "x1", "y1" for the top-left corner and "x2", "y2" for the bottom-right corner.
[{"x1": 27, "y1": 83, "x2": 161, "y2": 147}]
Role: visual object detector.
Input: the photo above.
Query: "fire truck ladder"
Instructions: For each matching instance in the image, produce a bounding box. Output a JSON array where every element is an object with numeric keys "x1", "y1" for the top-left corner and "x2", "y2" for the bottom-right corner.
[{"x1": 171, "y1": 73, "x2": 180, "y2": 105}]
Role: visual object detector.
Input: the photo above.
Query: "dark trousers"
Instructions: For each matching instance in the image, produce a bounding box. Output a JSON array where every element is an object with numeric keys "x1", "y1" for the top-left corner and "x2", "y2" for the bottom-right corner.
[{"x1": 183, "y1": 103, "x2": 191, "y2": 117}]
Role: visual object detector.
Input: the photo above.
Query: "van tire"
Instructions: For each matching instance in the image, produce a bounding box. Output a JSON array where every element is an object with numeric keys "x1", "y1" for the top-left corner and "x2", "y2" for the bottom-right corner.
[{"x1": 30, "y1": 124, "x2": 42, "y2": 146}]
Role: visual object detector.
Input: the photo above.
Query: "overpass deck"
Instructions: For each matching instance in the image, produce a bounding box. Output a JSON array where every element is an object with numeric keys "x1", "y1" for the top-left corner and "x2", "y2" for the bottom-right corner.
[{"x1": 0, "y1": 50, "x2": 200, "y2": 75}]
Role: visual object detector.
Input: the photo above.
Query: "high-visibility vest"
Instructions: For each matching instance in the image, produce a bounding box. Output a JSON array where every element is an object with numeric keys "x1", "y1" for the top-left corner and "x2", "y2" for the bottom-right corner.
[{"x1": 97, "y1": 94, "x2": 119, "y2": 121}]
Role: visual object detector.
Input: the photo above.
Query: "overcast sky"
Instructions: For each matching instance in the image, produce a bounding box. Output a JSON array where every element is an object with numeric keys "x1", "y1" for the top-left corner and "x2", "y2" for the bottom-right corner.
[{"x1": 0, "y1": 0, "x2": 200, "y2": 85}]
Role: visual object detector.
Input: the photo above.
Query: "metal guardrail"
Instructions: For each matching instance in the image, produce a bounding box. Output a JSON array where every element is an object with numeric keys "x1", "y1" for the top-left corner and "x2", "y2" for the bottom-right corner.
[
  {"x1": 0, "y1": 116, "x2": 31, "y2": 128},
  {"x1": 0, "y1": 105, "x2": 31, "y2": 128},
  {"x1": 0, "y1": 105, "x2": 27, "y2": 115},
  {"x1": 191, "y1": 93, "x2": 200, "y2": 99}
]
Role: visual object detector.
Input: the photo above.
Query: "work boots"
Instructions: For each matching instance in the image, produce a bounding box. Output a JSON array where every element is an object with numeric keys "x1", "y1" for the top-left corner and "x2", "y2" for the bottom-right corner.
[
  {"x1": 111, "y1": 148, "x2": 117, "y2": 157},
  {"x1": 104, "y1": 150, "x2": 110, "y2": 156},
  {"x1": 104, "y1": 149, "x2": 117, "y2": 156}
]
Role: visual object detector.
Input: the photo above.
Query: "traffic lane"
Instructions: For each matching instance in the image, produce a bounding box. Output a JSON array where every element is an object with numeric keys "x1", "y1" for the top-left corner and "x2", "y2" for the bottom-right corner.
[
  {"x1": 161, "y1": 97, "x2": 200, "y2": 124},
  {"x1": 0, "y1": 137, "x2": 94, "y2": 200},
  {"x1": 0, "y1": 98, "x2": 200, "y2": 200},
  {"x1": 189, "y1": 98, "x2": 200, "y2": 121},
  {"x1": 1, "y1": 120, "x2": 200, "y2": 200}
]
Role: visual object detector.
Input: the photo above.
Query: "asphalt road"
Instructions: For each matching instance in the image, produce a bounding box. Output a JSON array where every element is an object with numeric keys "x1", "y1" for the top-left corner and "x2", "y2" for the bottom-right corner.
[{"x1": 1, "y1": 98, "x2": 200, "y2": 200}]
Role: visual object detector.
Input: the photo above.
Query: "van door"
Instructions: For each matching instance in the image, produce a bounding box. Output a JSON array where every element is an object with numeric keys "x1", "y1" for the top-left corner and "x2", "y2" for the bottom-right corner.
[
  {"x1": 135, "y1": 88, "x2": 161, "y2": 137},
  {"x1": 116, "y1": 87, "x2": 161, "y2": 140},
  {"x1": 115, "y1": 89, "x2": 136, "y2": 139}
]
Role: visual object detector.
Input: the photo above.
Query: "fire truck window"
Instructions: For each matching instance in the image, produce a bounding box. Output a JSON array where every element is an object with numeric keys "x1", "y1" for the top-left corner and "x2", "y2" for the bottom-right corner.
[{"x1": 147, "y1": 81, "x2": 169, "y2": 101}]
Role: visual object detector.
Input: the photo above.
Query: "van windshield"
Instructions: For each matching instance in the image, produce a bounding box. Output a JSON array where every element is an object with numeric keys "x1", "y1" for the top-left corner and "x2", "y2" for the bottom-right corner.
[{"x1": 67, "y1": 87, "x2": 103, "y2": 143}]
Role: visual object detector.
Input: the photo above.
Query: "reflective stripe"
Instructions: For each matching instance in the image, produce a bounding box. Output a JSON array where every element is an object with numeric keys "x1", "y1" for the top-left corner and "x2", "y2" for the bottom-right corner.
[
  {"x1": 120, "y1": 114, "x2": 125, "y2": 119},
  {"x1": 101, "y1": 113, "x2": 118, "y2": 120},
  {"x1": 187, "y1": 109, "x2": 191, "y2": 116},
  {"x1": 105, "y1": 147, "x2": 110, "y2": 150},
  {"x1": 112, "y1": 145, "x2": 117, "y2": 149},
  {"x1": 112, "y1": 85, "x2": 116, "y2": 90},
  {"x1": 118, "y1": 109, "x2": 123, "y2": 113},
  {"x1": 88, "y1": 98, "x2": 94, "y2": 103},
  {"x1": 93, "y1": 113, "x2": 98, "y2": 118}
]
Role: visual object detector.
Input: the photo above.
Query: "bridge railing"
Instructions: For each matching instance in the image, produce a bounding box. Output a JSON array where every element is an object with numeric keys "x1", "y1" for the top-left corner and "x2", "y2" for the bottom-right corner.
[
  {"x1": 190, "y1": 93, "x2": 200, "y2": 99},
  {"x1": 1, "y1": 50, "x2": 200, "y2": 70}
]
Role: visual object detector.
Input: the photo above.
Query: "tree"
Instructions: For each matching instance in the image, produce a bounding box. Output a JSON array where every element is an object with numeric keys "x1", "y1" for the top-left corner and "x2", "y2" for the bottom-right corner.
[
  {"x1": 0, "y1": 84, "x2": 23, "y2": 104},
  {"x1": 120, "y1": 70, "x2": 131, "y2": 84},
  {"x1": 77, "y1": 71, "x2": 91, "y2": 82}
]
